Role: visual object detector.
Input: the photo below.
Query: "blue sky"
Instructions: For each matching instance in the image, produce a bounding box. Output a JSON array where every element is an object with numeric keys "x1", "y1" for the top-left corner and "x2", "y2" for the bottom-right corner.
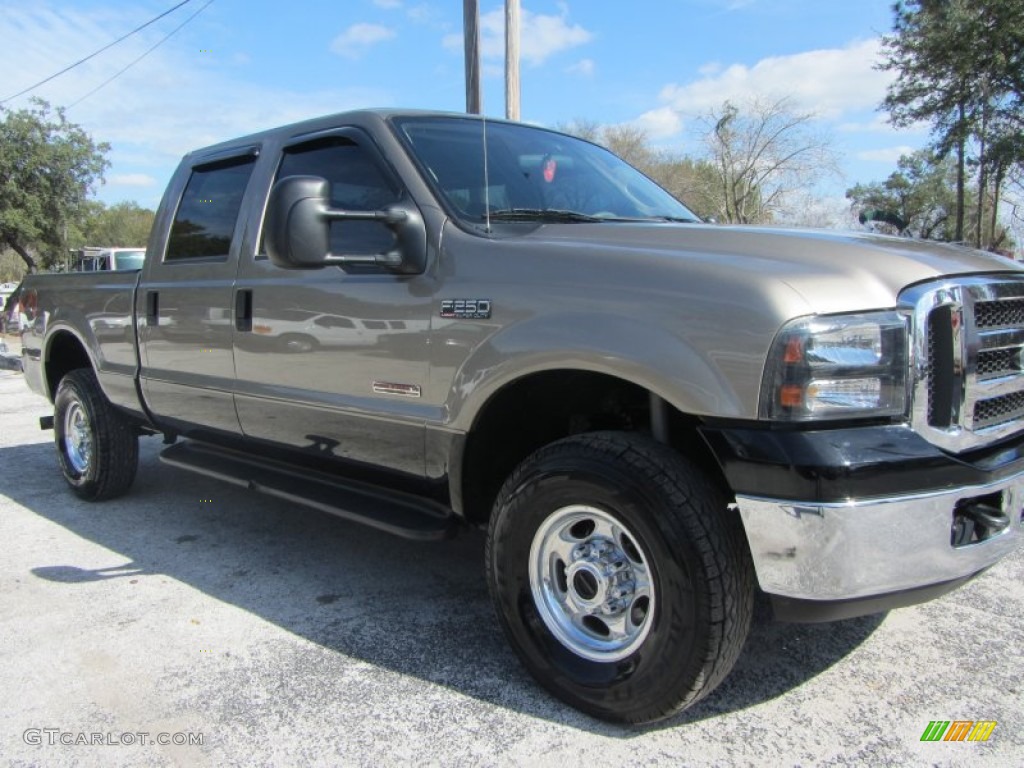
[{"x1": 0, "y1": 1, "x2": 928, "y2": 214}]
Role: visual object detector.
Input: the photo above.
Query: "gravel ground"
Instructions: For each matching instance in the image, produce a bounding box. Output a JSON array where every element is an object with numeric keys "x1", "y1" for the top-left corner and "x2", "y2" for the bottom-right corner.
[{"x1": 1, "y1": 366, "x2": 1022, "y2": 767}]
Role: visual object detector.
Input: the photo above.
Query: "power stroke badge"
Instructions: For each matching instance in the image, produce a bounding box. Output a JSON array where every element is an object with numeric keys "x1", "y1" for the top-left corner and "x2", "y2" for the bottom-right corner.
[{"x1": 440, "y1": 299, "x2": 492, "y2": 319}]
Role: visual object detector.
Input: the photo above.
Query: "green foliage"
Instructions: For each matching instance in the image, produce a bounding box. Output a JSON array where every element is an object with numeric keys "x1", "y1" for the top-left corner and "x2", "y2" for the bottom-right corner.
[
  {"x1": 847, "y1": 150, "x2": 962, "y2": 240},
  {"x1": 880, "y1": 0, "x2": 1024, "y2": 246},
  {"x1": 0, "y1": 249, "x2": 26, "y2": 283},
  {"x1": 0, "y1": 98, "x2": 109, "y2": 271},
  {"x1": 74, "y1": 200, "x2": 155, "y2": 249}
]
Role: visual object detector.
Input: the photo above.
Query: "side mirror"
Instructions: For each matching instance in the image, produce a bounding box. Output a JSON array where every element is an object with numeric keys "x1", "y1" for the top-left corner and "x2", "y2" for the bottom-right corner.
[{"x1": 264, "y1": 175, "x2": 427, "y2": 274}]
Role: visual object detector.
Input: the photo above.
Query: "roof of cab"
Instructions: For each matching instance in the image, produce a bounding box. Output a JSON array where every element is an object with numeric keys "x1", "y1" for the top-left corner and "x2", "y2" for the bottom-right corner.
[{"x1": 181, "y1": 108, "x2": 512, "y2": 161}]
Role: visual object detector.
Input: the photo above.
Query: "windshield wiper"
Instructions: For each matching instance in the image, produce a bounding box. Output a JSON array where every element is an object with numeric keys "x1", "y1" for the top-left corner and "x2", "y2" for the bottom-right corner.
[{"x1": 485, "y1": 208, "x2": 604, "y2": 223}]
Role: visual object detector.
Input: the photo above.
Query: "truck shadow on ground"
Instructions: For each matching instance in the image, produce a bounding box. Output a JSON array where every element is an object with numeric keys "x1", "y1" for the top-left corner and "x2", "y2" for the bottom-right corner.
[{"x1": 2, "y1": 437, "x2": 884, "y2": 736}]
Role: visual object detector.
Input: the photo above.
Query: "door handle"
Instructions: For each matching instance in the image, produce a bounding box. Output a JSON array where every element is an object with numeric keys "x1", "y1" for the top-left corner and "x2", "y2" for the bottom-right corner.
[
  {"x1": 235, "y1": 289, "x2": 253, "y2": 332},
  {"x1": 145, "y1": 291, "x2": 159, "y2": 327}
]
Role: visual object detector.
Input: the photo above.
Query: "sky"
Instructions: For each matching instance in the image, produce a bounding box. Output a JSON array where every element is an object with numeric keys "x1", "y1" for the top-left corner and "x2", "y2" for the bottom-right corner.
[{"x1": 0, "y1": 0, "x2": 930, "y2": 213}]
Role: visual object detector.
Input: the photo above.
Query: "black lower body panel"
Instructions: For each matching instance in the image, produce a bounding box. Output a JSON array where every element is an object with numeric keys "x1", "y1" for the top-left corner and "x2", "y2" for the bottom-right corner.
[{"x1": 161, "y1": 440, "x2": 457, "y2": 541}]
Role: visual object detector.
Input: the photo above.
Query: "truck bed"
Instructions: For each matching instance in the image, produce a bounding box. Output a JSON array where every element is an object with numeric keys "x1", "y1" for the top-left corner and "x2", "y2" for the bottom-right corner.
[{"x1": 21, "y1": 270, "x2": 142, "y2": 411}]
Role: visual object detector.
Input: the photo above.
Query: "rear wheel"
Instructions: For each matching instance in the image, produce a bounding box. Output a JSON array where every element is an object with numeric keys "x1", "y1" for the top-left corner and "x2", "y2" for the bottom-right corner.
[
  {"x1": 279, "y1": 333, "x2": 317, "y2": 354},
  {"x1": 54, "y1": 368, "x2": 138, "y2": 500},
  {"x1": 486, "y1": 431, "x2": 754, "y2": 724}
]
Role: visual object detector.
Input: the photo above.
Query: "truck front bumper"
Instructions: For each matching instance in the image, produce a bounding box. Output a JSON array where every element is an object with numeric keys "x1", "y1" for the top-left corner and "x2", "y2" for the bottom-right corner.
[{"x1": 701, "y1": 424, "x2": 1024, "y2": 621}]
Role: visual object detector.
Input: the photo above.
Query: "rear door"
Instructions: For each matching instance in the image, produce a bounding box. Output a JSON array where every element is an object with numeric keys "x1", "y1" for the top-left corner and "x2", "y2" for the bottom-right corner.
[{"x1": 137, "y1": 147, "x2": 258, "y2": 435}]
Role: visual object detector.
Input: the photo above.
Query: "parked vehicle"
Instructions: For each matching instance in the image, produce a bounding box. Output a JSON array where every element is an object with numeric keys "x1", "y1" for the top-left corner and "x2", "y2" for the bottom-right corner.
[
  {"x1": 2, "y1": 281, "x2": 24, "y2": 334},
  {"x1": 69, "y1": 247, "x2": 145, "y2": 272},
  {"x1": 0, "y1": 280, "x2": 18, "y2": 314},
  {"x1": 19, "y1": 109, "x2": 1024, "y2": 724}
]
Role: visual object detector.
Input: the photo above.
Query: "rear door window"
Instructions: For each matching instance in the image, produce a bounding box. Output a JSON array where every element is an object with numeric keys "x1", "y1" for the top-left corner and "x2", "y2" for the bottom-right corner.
[{"x1": 166, "y1": 154, "x2": 257, "y2": 262}]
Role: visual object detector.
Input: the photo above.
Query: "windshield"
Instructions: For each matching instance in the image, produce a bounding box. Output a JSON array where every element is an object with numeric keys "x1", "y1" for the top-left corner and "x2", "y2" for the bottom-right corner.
[
  {"x1": 394, "y1": 117, "x2": 699, "y2": 228},
  {"x1": 113, "y1": 250, "x2": 146, "y2": 270}
]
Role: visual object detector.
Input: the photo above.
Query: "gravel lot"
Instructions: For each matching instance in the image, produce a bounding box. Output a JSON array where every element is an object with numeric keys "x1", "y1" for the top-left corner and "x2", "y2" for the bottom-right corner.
[{"x1": 1, "y1": 361, "x2": 1022, "y2": 767}]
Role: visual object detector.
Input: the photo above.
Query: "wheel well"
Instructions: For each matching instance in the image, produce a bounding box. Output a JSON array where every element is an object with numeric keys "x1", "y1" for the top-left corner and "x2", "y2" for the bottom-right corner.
[
  {"x1": 45, "y1": 332, "x2": 92, "y2": 399},
  {"x1": 459, "y1": 370, "x2": 727, "y2": 524}
]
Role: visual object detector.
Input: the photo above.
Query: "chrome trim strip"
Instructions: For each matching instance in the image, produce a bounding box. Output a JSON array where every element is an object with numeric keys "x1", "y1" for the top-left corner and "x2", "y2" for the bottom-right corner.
[
  {"x1": 736, "y1": 471, "x2": 1024, "y2": 601},
  {"x1": 968, "y1": 375, "x2": 1024, "y2": 401},
  {"x1": 977, "y1": 327, "x2": 1024, "y2": 349},
  {"x1": 372, "y1": 380, "x2": 422, "y2": 398}
]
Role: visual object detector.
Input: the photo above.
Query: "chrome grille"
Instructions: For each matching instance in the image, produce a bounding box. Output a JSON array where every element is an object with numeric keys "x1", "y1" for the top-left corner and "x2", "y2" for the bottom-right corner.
[
  {"x1": 977, "y1": 348, "x2": 1020, "y2": 380},
  {"x1": 974, "y1": 391, "x2": 1024, "y2": 429},
  {"x1": 904, "y1": 276, "x2": 1024, "y2": 452},
  {"x1": 975, "y1": 298, "x2": 1024, "y2": 329}
]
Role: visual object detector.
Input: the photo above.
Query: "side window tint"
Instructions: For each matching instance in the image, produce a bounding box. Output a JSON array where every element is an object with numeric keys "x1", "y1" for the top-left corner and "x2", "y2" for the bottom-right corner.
[
  {"x1": 266, "y1": 136, "x2": 400, "y2": 257},
  {"x1": 167, "y1": 154, "x2": 256, "y2": 261}
]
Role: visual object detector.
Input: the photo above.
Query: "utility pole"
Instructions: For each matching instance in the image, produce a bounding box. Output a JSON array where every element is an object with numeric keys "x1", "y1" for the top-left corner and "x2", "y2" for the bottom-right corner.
[
  {"x1": 463, "y1": 0, "x2": 481, "y2": 114},
  {"x1": 505, "y1": 0, "x2": 520, "y2": 121}
]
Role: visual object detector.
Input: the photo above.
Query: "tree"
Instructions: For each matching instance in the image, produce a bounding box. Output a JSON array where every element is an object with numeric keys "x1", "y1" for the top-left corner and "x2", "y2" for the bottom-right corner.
[
  {"x1": 880, "y1": 0, "x2": 1024, "y2": 247},
  {"x1": 76, "y1": 201, "x2": 155, "y2": 249},
  {"x1": 847, "y1": 149, "x2": 962, "y2": 240},
  {"x1": 0, "y1": 98, "x2": 109, "y2": 272},
  {"x1": 698, "y1": 96, "x2": 838, "y2": 224},
  {"x1": 556, "y1": 120, "x2": 721, "y2": 218},
  {"x1": 0, "y1": 249, "x2": 25, "y2": 283}
]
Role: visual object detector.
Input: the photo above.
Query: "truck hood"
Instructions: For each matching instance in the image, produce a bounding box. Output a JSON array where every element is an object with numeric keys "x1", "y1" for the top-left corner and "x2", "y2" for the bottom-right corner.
[{"x1": 528, "y1": 222, "x2": 1023, "y2": 314}]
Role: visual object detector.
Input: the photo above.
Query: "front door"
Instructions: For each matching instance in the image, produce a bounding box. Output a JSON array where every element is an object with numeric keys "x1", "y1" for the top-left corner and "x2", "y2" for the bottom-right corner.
[{"x1": 232, "y1": 129, "x2": 434, "y2": 476}]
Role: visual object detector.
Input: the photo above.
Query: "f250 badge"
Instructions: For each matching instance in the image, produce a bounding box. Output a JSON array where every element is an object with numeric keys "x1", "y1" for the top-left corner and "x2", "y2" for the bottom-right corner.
[{"x1": 440, "y1": 299, "x2": 492, "y2": 319}]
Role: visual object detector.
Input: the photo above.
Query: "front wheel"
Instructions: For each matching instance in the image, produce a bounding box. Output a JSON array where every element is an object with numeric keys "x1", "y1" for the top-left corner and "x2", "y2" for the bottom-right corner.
[
  {"x1": 54, "y1": 368, "x2": 139, "y2": 501},
  {"x1": 486, "y1": 432, "x2": 754, "y2": 724}
]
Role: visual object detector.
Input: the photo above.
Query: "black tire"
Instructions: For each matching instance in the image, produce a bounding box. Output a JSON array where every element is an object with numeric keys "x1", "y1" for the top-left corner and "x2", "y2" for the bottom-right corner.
[
  {"x1": 486, "y1": 431, "x2": 754, "y2": 724},
  {"x1": 53, "y1": 368, "x2": 139, "y2": 501}
]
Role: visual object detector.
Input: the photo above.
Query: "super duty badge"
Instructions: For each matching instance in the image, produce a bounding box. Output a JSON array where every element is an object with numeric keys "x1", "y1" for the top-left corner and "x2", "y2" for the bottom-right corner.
[{"x1": 440, "y1": 299, "x2": 492, "y2": 319}]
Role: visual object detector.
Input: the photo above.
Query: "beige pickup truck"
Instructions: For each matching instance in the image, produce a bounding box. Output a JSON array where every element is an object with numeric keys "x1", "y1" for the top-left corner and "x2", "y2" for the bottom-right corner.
[{"x1": 19, "y1": 110, "x2": 1024, "y2": 723}]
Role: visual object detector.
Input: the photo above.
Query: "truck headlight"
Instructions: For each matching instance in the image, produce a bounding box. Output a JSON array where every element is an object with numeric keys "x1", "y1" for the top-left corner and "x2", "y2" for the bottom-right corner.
[{"x1": 760, "y1": 311, "x2": 909, "y2": 421}]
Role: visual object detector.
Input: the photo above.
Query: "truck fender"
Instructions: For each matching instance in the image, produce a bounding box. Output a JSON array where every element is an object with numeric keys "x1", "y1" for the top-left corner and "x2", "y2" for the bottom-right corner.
[{"x1": 444, "y1": 311, "x2": 751, "y2": 431}]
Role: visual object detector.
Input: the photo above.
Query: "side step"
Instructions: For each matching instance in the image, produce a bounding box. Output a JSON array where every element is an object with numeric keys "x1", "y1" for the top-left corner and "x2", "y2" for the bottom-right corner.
[{"x1": 160, "y1": 441, "x2": 457, "y2": 541}]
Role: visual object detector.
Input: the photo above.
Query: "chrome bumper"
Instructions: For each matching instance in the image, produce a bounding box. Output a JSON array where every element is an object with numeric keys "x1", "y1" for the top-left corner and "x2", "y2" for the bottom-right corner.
[{"x1": 736, "y1": 472, "x2": 1024, "y2": 601}]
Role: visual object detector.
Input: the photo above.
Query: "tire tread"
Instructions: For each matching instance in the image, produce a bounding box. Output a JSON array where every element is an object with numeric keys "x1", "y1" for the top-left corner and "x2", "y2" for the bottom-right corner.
[
  {"x1": 55, "y1": 368, "x2": 138, "y2": 501},
  {"x1": 486, "y1": 430, "x2": 754, "y2": 724}
]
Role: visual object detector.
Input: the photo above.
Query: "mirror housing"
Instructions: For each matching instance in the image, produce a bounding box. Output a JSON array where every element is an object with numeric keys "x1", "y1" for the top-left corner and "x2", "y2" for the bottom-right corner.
[{"x1": 265, "y1": 175, "x2": 427, "y2": 274}]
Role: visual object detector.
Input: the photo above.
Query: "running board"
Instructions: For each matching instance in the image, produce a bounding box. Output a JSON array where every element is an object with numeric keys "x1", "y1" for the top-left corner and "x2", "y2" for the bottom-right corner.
[{"x1": 160, "y1": 441, "x2": 457, "y2": 541}]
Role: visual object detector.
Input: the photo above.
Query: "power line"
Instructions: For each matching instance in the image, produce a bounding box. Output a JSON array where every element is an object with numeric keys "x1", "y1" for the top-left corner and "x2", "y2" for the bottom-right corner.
[
  {"x1": 68, "y1": 0, "x2": 215, "y2": 109},
  {"x1": 1, "y1": 0, "x2": 195, "y2": 104}
]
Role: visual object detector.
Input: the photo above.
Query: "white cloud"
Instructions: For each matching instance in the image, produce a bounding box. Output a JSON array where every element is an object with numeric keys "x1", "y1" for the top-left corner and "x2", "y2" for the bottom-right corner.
[
  {"x1": 857, "y1": 145, "x2": 917, "y2": 163},
  {"x1": 108, "y1": 173, "x2": 157, "y2": 187},
  {"x1": 632, "y1": 107, "x2": 683, "y2": 139},
  {"x1": 658, "y1": 38, "x2": 893, "y2": 119},
  {"x1": 567, "y1": 58, "x2": 595, "y2": 77},
  {"x1": 373, "y1": 0, "x2": 403, "y2": 8},
  {"x1": 406, "y1": 4, "x2": 437, "y2": 24},
  {"x1": 444, "y1": 7, "x2": 592, "y2": 66},
  {"x1": 330, "y1": 23, "x2": 396, "y2": 59}
]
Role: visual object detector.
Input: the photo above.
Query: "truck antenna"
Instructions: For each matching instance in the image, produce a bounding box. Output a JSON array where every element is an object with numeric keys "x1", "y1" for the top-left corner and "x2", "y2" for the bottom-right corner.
[{"x1": 482, "y1": 110, "x2": 492, "y2": 234}]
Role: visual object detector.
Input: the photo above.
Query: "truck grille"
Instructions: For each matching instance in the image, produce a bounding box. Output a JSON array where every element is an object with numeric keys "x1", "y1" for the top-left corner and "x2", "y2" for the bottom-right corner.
[
  {"x1": 904, "y1": 276, "x2": 1024, "y2": 452},
  {"x1": 974, "y1": 298, "x2": 1024, "y2": 329}
]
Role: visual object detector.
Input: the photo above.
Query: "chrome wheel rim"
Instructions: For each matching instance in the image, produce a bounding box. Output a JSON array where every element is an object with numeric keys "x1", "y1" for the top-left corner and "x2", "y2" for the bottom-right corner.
[
  {"x1": 529, "y1": 505, "x2": 655, "y2": 662},
  {"x1": 63, "y1": 402, "x2": 92, "y2": 475}
]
